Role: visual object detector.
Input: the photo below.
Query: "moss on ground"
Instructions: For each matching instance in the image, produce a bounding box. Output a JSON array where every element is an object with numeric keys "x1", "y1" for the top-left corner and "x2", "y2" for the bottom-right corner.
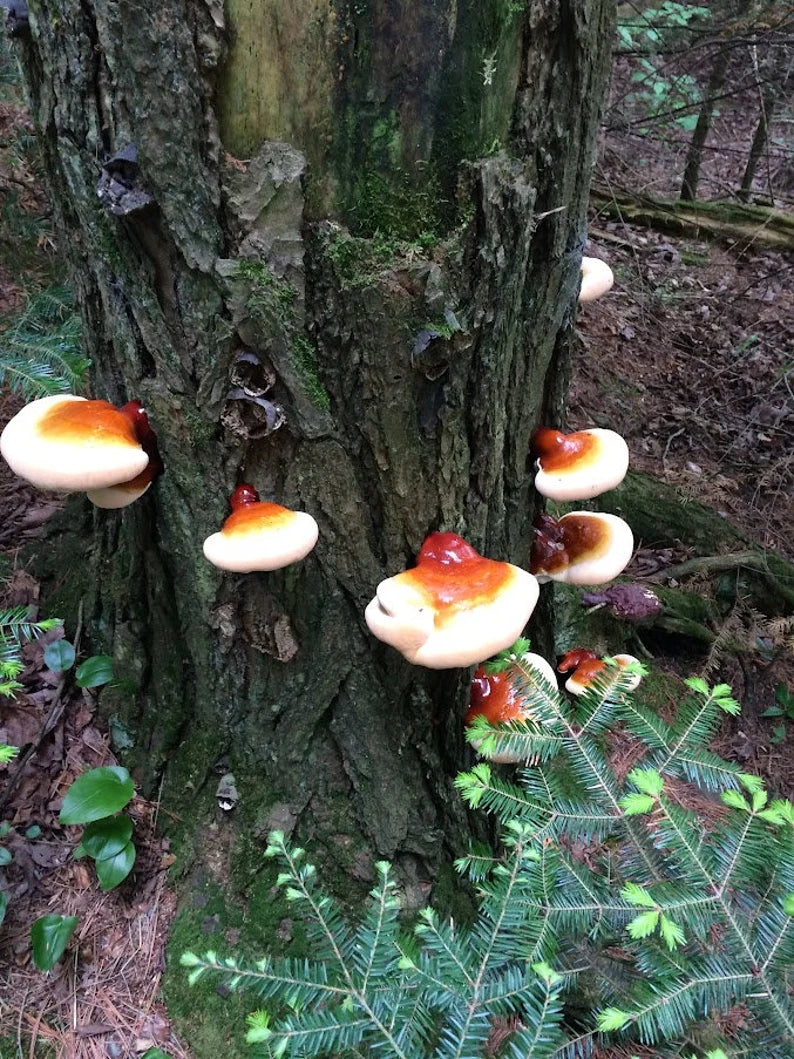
[
  {"x1": 162, "y1": 884, "x2": 257, "y2": 1059},
  {"x1": 630, "y1": 666, "x2": 687, "y2": 717}
]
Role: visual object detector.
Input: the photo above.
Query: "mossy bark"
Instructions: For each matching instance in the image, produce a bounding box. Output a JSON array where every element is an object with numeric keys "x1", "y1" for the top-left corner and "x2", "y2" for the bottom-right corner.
[{"x1": 15, "y1": 0, "x2": 614, "y2": 893}]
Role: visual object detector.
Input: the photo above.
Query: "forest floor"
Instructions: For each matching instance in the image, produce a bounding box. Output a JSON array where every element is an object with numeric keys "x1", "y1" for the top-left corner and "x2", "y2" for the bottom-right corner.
[
  {"x1": 573, "y1": 214, "x2": 794, "y2": 795},
  {"x1": 0, "y1": 410, "x2": 190, "y2": 1057}
]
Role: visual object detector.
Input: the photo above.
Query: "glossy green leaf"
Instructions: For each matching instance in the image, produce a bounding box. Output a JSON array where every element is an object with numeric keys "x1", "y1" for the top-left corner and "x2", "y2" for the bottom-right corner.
[
  {"x1": 43, "y1": 639, "x2": 75, "y2": 672},
  {"x1": 95, "y1": 840, "x2": 135, "y2": 891},
  {"x1": 75, "y1": 654, "x2": 114, "y2": 689},
  {"x1": 30, "y1": 914, "x2": 79, "y2": 971},
  {"x1": 59, "y1": 766, "x2": 134, "y2": 825},
  {"x1": 0, "y1": 847, "x2": 12, "y2": 866},
  {"x1": 25, "y1": 824, "x2": 41, "y2": 839},
  {"x1": 80, "y1": 815, "x2": 133, "y2": 860},
  {"x1": 0, "y1": 891, "x2": 7, "y2": 927}
]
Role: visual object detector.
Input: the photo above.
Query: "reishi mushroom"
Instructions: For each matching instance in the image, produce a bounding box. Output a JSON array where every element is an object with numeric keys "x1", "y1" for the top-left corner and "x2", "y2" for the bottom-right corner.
[
  {"x1": 0, "y1": 394, "x2": 149, "y2": 493},
  {"x1": 364, "y1": 532, "x2": 539, "y2": 669},
  {"x1": 202, "y1": 484, "x2": 319, "y2": 573},
  {"x1": 557, "y1": 648, "x2": 642, "y2": 696},
  {"x1": 532, "y1": 427, "x2": 629, "y2": 502},
  {"x1": 579, "y1": 256, "x2": 614, "y2": 303},
  {"x1": 465, "y1": 652, "x2": 557, "y2": 763},
  {"x1": 530, "y1": 511, "x2": 634, "y2": 586},
  {"x1": 86, "y1": 401, "x2": 163, "y2": 508}
]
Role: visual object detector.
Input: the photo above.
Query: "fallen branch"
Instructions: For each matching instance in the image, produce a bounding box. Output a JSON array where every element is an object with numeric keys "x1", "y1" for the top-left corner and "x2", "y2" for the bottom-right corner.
[
  {"x1": 649, "y1": 550, "x2": 783, "y2": 585},
  {"x1": 591, "y1": 185, "x2": 794, "y2": 250}
]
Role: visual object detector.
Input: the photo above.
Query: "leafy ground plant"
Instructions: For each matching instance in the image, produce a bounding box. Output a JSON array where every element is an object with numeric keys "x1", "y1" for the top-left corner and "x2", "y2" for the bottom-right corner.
[
  {"x1": 183, "y1": 658, "x2": 794, "y2": 1058},
  {"x1": 60, "y1": 765, "x2": 136, "y2": 891},
  {"x1": 761, "y1": 682, "x2": 794, "y2": 745},
  {"x1": 30, "y1": 913, "x2": 79, "y2": 971}
]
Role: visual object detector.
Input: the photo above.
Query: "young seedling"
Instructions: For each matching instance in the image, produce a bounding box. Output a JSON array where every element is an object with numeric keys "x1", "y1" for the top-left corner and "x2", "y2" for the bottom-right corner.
[
  {"x1": 59, "y1": 766, "x2": 136, "y2": 891},
  {"x1": 762, "y1": 682, "x2": 794, "y2": 744}
]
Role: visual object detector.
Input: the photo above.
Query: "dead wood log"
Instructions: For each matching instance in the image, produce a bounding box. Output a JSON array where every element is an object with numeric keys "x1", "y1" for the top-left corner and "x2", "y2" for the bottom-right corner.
[{"x1": 591, "y1": 186, "x2": 794, "y2": 250}]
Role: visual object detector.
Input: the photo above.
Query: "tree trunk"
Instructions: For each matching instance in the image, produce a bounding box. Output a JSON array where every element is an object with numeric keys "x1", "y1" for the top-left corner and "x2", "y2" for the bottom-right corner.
[
  {"x1": 680, "y1": 44, "x2": 732, "y2": 201},
  {"x1": 738, "y1": 47, "x2": 788, "y2": 203},
  {"x1": 679, "y1": 0, "x2": 752, "y2": 203},
  {"x1": 15, "y1": 0, "x2": 614, "y2": 896}
]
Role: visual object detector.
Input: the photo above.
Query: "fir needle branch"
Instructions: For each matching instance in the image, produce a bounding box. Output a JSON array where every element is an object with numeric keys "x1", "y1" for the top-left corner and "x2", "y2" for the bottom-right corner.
[
  {"x1": 655, "y1": 798, "x2": 794, "y2": 1038},
  {"x1": 660, "y1": 689, "x2": 718, "y2": 772},
  {"x1": 279, "y1": 845, "x2": 413, "y2": 1059},
  {"x1": 447, "y1": 838, "x2": 527, "y2": 1059}
]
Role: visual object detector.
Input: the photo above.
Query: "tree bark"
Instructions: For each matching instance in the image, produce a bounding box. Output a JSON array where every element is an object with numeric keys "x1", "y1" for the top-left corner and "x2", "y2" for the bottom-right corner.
[
  {"x1": 738, "y1": 42, "x2": 789, "y2": 204},
  {"x1": 679, "y1": 0, "x2": 752, "y2": 203},
  {"x1": 15, "y1": 0, "x2": 615, "y2": 891},
  {"x1": 680, "y1": 45, "x2": 732, "y2": 201}
]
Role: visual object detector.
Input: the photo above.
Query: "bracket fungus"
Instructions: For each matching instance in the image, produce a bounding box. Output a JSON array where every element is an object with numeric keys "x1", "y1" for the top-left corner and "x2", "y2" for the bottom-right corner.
[
  {"x1": 86, "y1": 401, "x2": 163, "y2": 508},
  {"x1": 557, "y1": 648, "x2": 642, "y2": 696},
  {"x1": 530, "y1": 511, "x2": 634, "y2": 586},
  {"x1": 532, "y1": 427, "x2": 629, "y2": 502},
  {"x1": 0, "y1": 394, "x2": 150, "y2": 493},
  {"x1": 579, "y1": 256, "x2": 614, "y2": 303},
  {"x1": 465, "y1": 652, "x2": 557, "y2": 763},
  {"x1": 364, "y1": 532, "x2": 539, "y2": 669},
  {"x1": 202, "y1": 484, "x2": 319, "y2": 573}
]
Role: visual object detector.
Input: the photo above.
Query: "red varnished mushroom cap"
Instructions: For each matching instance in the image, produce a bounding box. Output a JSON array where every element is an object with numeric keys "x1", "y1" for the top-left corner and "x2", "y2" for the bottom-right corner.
[
  {"x1": 532, "y1": 427, "x2": 628, "y2": 501},
  {"x1": 87, "y1": 401, "x2": 163, "y2": 508},
  {"x1": 558, "y1": 648, "x2": 641, "y2": 696},
  {"x1": 365, "y1": 532, "x2": 540, "y2": 669},
  {"x1": 203, "y1": 484, "x2": 319, "y2": 573},
  {"x1": 0, "y1": 395, "x2": 149, "y2": 493},
  {"x1": 465, "y1": 651, "x2": 558, "y2": 762},
  {"x1": 530, "y1": 512, "x2": 633, "y2": 586}
]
